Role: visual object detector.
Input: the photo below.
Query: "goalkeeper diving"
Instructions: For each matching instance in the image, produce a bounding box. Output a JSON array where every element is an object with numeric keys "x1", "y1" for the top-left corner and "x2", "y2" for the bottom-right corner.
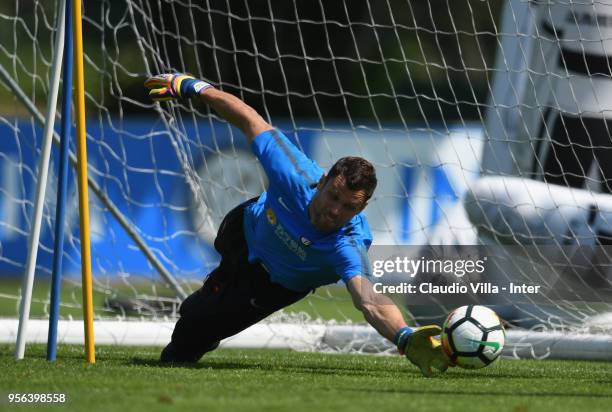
[{"x1": 144, "y1": 73, "x2": 450, "y2": 377}]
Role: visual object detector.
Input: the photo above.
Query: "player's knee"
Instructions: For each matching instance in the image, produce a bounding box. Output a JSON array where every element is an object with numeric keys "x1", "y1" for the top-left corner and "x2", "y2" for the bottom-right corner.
[
  {"x1": 160, "y1": 340, "x2": 220, "y2": 364},
  {"x1": 178, "y1": 289, "x2": 205, "y2": 318}
]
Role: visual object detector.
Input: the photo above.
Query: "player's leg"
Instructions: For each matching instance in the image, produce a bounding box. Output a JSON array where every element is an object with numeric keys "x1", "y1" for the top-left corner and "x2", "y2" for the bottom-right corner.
[
  {"x1": 160, "y1": 263, "x2": 236, "y2": 363},
  {"x1": 160, "y1": 198, "x2": 253, "y2": 362},
  {"x1": 160, "y1": 197, "x2": 310, "y2": 363},
  {"x1": 161, "y1": 259, "x2": 308, "y2": 362}
]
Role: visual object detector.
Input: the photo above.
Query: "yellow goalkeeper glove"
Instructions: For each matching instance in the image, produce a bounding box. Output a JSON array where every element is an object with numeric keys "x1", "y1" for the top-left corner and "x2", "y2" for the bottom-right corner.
[
  {"x1": 144, "y1": 73, "x2": 213, "y2": 102},
  {"x1": 397, "y1": 325, "x2": 451, "y2": 377}
]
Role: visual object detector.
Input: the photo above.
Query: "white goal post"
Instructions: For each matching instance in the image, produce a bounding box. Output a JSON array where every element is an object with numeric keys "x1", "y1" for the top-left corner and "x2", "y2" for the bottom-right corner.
[{"x1": 0, "y1": 0, "x2": 611, "y2": 360}]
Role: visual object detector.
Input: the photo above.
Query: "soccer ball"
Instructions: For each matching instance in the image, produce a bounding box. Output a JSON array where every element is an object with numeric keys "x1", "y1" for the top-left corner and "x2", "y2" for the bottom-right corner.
[{"x1": 441, "y1": 305, "x2": 505, "y2": 369}]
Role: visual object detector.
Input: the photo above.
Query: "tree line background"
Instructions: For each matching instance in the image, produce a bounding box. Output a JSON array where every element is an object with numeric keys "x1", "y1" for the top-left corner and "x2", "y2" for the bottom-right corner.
[{"x1": 0, "y1": 0, "x2": 502, "y2": 124}]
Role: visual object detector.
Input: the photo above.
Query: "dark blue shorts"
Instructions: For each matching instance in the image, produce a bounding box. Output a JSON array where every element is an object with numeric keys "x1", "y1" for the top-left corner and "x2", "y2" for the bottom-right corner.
[{"x1": 166, "y1": 198, "x2": 310, "y2": 361}]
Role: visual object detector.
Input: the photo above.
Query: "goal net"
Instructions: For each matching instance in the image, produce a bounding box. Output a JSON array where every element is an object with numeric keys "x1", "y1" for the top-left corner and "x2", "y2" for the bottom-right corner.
[{"x1": 0, "y1": 0, "x2": 611, "y2": 360}]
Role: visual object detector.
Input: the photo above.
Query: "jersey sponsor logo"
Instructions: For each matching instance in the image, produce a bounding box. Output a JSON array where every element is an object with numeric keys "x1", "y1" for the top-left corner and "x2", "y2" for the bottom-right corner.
[
  {"x1": 266, "y1": 208, "x2": 277, "y2": 225},
  {"x1": 274, "y1": 224, "x2": 307, "y2": 260},
  {"x1": 277, "y1": 196, "x2": 292, "y2": 212},
  {"x1": 266, "y1": 207, "x2": 307, "y2": 260}
]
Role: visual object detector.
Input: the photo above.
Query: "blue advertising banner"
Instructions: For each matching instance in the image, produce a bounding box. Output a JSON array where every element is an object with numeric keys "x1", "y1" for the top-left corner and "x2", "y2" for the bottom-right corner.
[{"x1": 0, "y1": 119, "x2": 482, "y2": 279}]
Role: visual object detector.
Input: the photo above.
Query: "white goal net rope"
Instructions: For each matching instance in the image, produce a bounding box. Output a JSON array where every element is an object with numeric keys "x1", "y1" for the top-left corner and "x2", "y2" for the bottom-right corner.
[{"x1": 0, "y1": 0, "x2": 611, "y2": 359}]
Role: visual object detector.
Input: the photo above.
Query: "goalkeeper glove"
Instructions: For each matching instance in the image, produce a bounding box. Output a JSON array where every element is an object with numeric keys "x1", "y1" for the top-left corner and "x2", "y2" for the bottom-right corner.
[
  {"x1": 396, "y1": 325, "x2": 451, "y2": 377},
  {"x1": 144, "y1": 73, "x2": 213, "y2": 102}
]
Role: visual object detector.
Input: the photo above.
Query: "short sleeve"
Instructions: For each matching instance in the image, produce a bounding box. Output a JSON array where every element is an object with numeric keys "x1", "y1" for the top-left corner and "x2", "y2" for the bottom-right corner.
[
  {"x1": 252, "y1": 129, "x2": 324, "y2": 195},
  {"x1": 334, "y1": 238, "x2": 372, "y2": 284}
]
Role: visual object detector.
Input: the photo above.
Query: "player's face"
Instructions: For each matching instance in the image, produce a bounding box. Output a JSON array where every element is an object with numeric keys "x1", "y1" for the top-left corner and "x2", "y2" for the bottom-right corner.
[{"x1": 309, "y1": 174, "x2": 368, "y2": 232}]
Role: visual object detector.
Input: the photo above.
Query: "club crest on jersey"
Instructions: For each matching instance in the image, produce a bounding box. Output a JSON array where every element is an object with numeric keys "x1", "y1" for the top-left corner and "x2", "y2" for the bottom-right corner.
[
  {"x1": 300, "y1": 236, "x2": 311, "y2": 246},
  {"x1": 266, "y1": 208, "x2": 277, "y2": 225}
]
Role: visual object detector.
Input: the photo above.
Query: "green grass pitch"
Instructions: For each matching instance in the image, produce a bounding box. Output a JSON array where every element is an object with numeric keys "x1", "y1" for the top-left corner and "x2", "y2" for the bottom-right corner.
[
  {"x1": 1, "y1": 344, "x2": 611, "y2": 412},
  {"x1": 0, "y1": 280, "x2": 365, "y2": 322}
]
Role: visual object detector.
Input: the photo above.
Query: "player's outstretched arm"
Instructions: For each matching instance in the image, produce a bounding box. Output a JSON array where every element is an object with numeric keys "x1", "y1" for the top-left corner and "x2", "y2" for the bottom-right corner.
[
  {"x1": 346, "y1": 276, "x2": 451, "y2": 377},
  {"x1": 144, "y1": 73, "x2": 272, "y2": 143}
]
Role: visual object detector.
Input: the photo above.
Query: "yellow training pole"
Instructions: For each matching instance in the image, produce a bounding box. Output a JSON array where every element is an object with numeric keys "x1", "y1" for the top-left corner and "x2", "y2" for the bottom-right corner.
[{"x1": 73, "y1": 0, "x2": 95, "y2": 364}]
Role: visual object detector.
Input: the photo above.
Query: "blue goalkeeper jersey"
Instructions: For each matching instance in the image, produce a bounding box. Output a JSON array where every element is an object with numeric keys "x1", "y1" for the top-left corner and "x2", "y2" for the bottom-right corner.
[{"x1": 242, "y1": 129, "x2": 372, "y2": 292}]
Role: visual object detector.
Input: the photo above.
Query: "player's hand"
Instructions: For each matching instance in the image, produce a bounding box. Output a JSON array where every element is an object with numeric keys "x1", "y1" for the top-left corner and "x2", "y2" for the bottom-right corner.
[
  {"x1": 144, "y1": 73, "x2": 213, "y2": 102},
  {"x1": 403, "y1": 325, "x2": 451, "y2": 377}
]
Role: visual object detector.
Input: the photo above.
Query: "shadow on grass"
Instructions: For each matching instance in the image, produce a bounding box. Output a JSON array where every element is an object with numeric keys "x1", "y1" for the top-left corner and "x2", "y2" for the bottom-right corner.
[
  {"x1": 128, "y1": 355, "x2": 612, "y2": 383},
  {"x1": 128, "y1": 357, "x2": 543, "y2": 380},
  {"x1": 0, "y1": 344, "x2": 158, "y2": 363},
  {"x1": 129, "y1": 356, "x2": 401, "y2": 377},
  {"x1": 0, "y1": 345, "x2": 81, "y2": 360},
  {"x1": 341, "y1": 386, "x2": 612, "y2": 399}
]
